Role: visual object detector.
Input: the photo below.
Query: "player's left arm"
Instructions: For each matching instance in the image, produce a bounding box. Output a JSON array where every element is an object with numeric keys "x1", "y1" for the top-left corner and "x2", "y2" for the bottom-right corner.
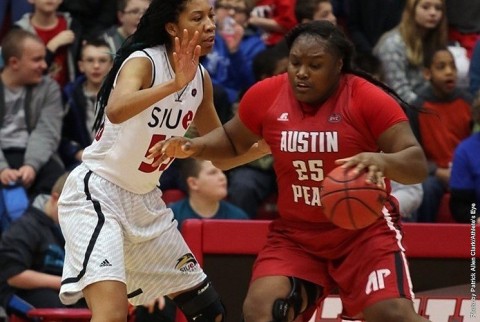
[
  {"x1": 336, "y1": 121, "x2": 427, "y2": 186},
  {"x1": 376, "y1": 121, "x2": 427, "y2": 184}
]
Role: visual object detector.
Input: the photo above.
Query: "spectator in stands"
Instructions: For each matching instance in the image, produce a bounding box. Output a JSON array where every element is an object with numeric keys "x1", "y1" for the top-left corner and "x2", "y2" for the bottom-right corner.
[
  {"x1": 449, "y1": 95, "x2": 480, "y2": 223},
  {"x1": 409, "y1": 46, "x2": 473, "y2": 222},
  {"x1": 295, "y1": 0, "x2": 337, "y2": 25},
  {"x1": 248, "y1": 0, "x2": 297, "y2": 47},
  {"x1": 201, "y1": 0, "x2": 265, "y2": 104},
  {"x1": 345, "y1": 0, "x2": 405, "y2": 55},
  {"x1": 101, "y1": 0, "x2": 151, "y2": 55},
  {"x1": 373, "y1": 0, "x2": 447, "y2": 104},
  {"x1": 14, "y1": 0, "x2": 82, "y2": 88},
  {"x1": 59, "y1": 38, "x2": 113, "y2": 170},
  {"x1": 0, "y1": 172, "x2": 79, "y2": 312},
  {"x1": 171, "y1": 159, "x2": 248, "y2": 228},
  {"x1": 0, "y1": 29, "x2": 65, "y2": 199},
  {"x1": 297, "y1": 0, "x2": 336, "y2": 25},
  {"x1": 58, "y1": 0, "x2": 117, "y2": 40}
]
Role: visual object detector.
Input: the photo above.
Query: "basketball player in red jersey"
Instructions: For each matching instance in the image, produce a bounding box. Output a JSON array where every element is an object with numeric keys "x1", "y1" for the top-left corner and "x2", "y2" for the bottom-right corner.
[{"x1": 152, "y1": 21, "x2": 430, "y2": 322}]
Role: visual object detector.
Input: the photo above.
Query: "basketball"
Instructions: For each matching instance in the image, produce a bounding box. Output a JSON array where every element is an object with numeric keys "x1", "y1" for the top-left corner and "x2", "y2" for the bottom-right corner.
[{"x1": 320, "y1": 166, "x2": 387, "y2": 230}]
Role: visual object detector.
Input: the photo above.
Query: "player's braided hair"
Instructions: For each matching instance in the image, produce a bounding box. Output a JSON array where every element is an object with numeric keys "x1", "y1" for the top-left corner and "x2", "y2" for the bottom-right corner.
[
  {"x1": 93, "y1": 0, "x2": 189, "y2": 132},
  {"x1": 285, "y1": 20, "x2": 414, "y2": 113}
]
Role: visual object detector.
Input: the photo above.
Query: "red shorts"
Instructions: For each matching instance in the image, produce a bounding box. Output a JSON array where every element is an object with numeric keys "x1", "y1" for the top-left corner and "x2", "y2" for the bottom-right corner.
[{"x1": 251, "y1": 214, "x2": 414, "y2": 319}]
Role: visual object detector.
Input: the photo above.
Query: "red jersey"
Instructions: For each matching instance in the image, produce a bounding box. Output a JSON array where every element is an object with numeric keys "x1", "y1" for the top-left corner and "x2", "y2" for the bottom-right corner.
[
  {"x1": 253, "y1": 0, "x2": 297, "y2": 46},
  {"x1": 34, "y1": 16, "x2": 69, "y2": 87},
  {"x1": 239, "y1": 74, "x2": 408, "y2": 223}
]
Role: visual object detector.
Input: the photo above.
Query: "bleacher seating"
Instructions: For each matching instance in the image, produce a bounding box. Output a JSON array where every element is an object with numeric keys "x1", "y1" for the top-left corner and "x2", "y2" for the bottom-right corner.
[
  {"x1": 181, "y1": 219, "x2": 476, "y2": 264},
  {"x1": 162, "y1": 189, "x2": 186, "y2": 206},
  {"x1": 179, "y1": 219, "x2": 479, "y2": 322},
  {"x1": 8, "y1": 304, "x2": 136, "y2": 322},
  {"x1": 8, "y1": 309, "x2": 91, "y2": 322}
]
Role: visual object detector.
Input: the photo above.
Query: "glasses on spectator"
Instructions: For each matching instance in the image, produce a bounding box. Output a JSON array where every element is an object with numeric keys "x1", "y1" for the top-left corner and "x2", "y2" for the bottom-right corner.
[
  {"x1": 123, "y1": 8, "x2": 147, "y2": 16},
  {"x1": 216, "y1": 4, "x2": 248, "y2": 14}
]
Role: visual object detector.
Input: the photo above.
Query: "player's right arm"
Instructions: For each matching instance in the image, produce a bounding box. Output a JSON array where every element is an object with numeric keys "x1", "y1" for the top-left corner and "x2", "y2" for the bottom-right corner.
[
  {"x1": 107, "y1": 30, "x2": 201, "y2": 124},
  {"x1": 106, "y1": 57, "x2": 166, "y2": 124}
]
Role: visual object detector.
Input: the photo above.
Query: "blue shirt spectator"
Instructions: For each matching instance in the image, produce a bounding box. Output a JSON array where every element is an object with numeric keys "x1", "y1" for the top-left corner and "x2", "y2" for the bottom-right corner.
[
  {"x1": 449, "y1": 102, "x2": 480, "y2": 223},
  {"x1": 171, "y1": 159, "x2": 249, "y2": 229}
]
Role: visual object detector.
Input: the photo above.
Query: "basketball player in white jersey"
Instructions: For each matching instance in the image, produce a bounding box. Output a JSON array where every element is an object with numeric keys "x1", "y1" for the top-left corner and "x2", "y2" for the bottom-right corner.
[{"x1": 57, "y1": 0, "x2": 266, "y2": 321}]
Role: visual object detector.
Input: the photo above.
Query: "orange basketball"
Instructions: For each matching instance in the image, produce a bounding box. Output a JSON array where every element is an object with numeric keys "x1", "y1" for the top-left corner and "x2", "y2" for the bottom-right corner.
[{"x1": 320, "y1": 166, "x2": 387, "y2": 230}]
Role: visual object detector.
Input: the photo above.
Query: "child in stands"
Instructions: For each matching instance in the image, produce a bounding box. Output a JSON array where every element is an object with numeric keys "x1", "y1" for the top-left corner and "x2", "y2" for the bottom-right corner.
[
  {"x1": 409, "y1": 47, "x2": 473, "y2": 222},
  {"x1": 172, "y1": 159, "x2": 248, "y2": 228}
]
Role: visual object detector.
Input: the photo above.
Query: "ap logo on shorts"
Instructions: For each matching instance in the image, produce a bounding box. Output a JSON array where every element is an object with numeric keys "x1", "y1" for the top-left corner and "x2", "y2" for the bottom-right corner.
[{"x1": 175, "y1": 253, "x2": 198, "y2": 273}]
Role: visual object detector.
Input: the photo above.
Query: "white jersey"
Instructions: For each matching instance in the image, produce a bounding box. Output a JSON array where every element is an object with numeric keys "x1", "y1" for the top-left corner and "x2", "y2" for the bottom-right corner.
[{"x1": 82, "y1": 45, "x2": 204, "y2": 194}]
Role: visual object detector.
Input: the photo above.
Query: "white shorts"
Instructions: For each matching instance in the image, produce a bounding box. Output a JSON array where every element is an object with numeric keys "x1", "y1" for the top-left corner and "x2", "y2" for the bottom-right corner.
[{"x1": 58, "y1": 164, "x2": 206, "y2": 306}]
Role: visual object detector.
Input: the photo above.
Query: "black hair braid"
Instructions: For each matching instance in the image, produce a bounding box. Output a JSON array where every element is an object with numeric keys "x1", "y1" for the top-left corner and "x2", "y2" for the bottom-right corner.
[{"x1": 92, "y1": 0, "x2": 188, "y2": 132}]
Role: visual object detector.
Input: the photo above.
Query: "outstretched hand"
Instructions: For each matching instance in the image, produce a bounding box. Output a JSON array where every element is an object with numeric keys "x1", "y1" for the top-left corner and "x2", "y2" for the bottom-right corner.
[
  {"x1": 148, "y1": 136, "x2": 204, "y2": 168},
  {"x1": 173, "y1": 29, "x2": 201, "y2": 89}
]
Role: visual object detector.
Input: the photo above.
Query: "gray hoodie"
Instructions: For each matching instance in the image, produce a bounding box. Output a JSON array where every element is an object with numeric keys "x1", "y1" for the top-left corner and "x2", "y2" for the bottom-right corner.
[{"x1": 0, "y1": 76, "x2": 64, "y2": 172}]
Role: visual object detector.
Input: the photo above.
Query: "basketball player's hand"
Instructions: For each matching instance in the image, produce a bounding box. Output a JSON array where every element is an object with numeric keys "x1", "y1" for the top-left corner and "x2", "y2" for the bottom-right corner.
[
  {"x1": 148, "y1": 136, "x2": 204, "y2": 167},
  {"x1": 336, "y1": 152, "x2": 386, "y2": 189},
  {"x1": 173, "y1": 29, "x2": 201, "y2": 90},
  {"x1": 254, "y1": 139, "x2": 271, "y2": 154}
]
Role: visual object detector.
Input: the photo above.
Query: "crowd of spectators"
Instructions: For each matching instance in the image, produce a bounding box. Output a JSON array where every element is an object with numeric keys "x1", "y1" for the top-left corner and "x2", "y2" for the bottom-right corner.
[
  {"x1": 0, "y1": 0, "x2": 478, "y2": 224},
  {"x1": 0, "y1": 0, "x2": 479, "y2": 320}
]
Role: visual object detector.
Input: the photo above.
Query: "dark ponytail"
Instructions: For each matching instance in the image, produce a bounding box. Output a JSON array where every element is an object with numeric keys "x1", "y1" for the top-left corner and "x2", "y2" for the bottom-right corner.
[{"x1": 93, "y1": 0, "x2": 188, "y2": 131}]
